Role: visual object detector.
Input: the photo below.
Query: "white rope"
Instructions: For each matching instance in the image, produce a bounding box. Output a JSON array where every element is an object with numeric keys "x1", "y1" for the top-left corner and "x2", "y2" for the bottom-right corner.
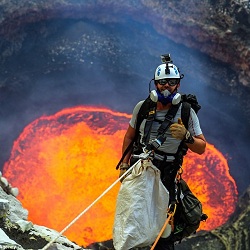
[{"x1": 41, "y1": 159, "x2": 141, "y2": 250}]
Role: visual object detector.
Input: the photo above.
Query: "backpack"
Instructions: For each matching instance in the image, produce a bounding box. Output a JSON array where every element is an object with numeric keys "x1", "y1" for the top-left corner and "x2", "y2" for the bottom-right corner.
[
  {"x1": 180, "y1": 94, "x2": 201, "y2": 128},
  {"x1": 173, "y1": 178, "x2": 208, "y2": 242}
]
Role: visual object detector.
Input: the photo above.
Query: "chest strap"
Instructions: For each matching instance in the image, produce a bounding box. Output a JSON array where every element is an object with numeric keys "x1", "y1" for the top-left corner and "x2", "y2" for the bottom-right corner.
[{"x1": 143, "y1": 103, "x2": 181, "y2": 146}]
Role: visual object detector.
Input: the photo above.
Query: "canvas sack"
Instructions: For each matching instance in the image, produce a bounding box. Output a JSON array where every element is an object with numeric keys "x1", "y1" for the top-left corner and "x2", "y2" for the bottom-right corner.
[{"x1": 113, "y1": 160, "x2": 169, "y2": 250}]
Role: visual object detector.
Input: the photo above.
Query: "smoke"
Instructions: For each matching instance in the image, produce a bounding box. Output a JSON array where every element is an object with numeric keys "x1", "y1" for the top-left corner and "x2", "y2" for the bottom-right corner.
[{"x1": 0, "y1": 14, "x2": 249, "y2": 194}]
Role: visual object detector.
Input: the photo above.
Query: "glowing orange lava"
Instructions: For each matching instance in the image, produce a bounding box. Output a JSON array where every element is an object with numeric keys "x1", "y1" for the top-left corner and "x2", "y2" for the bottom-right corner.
[
  {"x1": 182, "y1": 145, "x2": 238, "y2": 230},
  {"x1": 3, "y1": 106, "x2": 238, "y2": 247}
]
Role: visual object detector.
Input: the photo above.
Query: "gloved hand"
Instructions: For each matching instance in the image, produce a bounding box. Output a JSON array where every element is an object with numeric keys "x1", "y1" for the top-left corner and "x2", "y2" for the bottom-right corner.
[
  {"x1": 169, "y1": 118, "x2": 187, "y2": 140},
  {"x1": 119, "y1": 163, "x2": 130, "y2": 182}
]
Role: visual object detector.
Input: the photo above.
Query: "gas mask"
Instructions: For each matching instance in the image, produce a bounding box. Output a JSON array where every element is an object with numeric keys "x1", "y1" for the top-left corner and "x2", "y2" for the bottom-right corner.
[{"x1": 150, "y1": 89, "x2": 181, "y2": 105}]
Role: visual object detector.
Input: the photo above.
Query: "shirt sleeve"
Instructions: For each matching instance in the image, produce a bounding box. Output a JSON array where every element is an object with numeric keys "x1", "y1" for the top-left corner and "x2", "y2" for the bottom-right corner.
[
  {"x1": 188, "y1": 108, "x2": 203, "y2": 136},
  {"x1": 129, "y1": 100, "x2": 144, "y2": 129}
]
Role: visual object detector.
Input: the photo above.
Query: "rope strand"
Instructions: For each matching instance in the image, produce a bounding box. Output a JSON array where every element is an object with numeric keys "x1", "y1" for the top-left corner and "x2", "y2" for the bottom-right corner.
[
  {"x1": 41, "y1": 159, "x2": 141, "y2": 250},
  {"x1": 150, "y1": 204, "x2": 177, "y2": 250},
  {"x1": 150, "y1": 213, "x2": 173, "y2": 250}
]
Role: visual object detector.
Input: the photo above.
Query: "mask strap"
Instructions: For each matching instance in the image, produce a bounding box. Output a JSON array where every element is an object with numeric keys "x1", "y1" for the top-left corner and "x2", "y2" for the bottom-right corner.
[
  {"x1": 172, "y1": 84, "x2": 179, "y2": 94},
  {"x1": 148, "y1": 79, "x2": 154, "y2": 93}
]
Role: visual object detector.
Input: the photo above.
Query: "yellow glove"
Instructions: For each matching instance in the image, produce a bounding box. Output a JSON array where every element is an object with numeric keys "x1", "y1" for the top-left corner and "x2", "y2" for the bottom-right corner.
[
  {"x1": 170, "y1": 118, "x2": 187, "y2": 140},
  {"x1": 119, "y1": 163, "x2": 130, "y2": 182}
]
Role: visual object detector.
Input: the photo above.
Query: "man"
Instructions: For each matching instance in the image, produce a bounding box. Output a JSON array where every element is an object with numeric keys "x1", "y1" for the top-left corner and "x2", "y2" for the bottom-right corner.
[{"x1": 118, "y1": 55, "x2": 206, "y2": 249}]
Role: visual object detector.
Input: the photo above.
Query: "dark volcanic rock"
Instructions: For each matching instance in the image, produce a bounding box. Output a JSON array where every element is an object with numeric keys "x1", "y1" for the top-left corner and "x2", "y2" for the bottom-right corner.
[
  {"x1": 1, "y1": 0, "x2": 250, "y2": 127},
  {"x1": 0, "y1": 0, "x2": 250, "y2": 87}
]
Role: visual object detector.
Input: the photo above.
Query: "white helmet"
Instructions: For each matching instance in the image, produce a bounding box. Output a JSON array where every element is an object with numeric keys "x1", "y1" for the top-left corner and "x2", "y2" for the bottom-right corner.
[{"x1": 154, "y1": 63, "x2": 180, "y2": 80}]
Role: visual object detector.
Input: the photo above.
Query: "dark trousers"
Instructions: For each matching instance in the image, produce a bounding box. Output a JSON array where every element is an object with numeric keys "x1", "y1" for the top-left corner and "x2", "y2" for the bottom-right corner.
[
  {"x1": 152, "y1": 159, "x2": 179, "y2": 203},
  {"x1": 152, "y1": 159, "x2": 179, "y2": 250},
  {"x1": 154, "y1": 236, "x2": 175, "y2": 250}
]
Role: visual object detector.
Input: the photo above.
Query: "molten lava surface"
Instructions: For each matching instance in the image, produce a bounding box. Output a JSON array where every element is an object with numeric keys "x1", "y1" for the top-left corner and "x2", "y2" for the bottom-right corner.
[
  {"x1": 182, "y1": 145, "x2": 238, "y2": 230},
  {"x1": 3, "y1": 106, "x2": 238, "y2": 247}
]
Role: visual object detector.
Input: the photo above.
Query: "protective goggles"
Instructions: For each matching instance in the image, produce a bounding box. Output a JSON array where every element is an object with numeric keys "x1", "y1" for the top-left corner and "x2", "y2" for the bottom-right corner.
[{"x1": 157, "y1": 78, "x2": 179, "y2": 86}]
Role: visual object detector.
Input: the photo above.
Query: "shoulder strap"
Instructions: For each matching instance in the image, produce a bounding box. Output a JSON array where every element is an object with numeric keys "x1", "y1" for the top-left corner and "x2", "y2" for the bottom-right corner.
[
  {"x1": 157, "y1": 103, "x2": 180, "y2": 135},
  {"x1": 115, "y1": 97, "x2": 156, "y2": 170},
  {"x1": 142, "y1": 107, "x2": 156, "y2": 145},
  {"x1": 174, "y1": 101, "x2": 191, "y2": 166},
  {"x1": 135, "y1": 96, "x2": 156, "y2": 135},
  {"x1": 181, "y1": 101, "x2": 191, "y2": 130}
]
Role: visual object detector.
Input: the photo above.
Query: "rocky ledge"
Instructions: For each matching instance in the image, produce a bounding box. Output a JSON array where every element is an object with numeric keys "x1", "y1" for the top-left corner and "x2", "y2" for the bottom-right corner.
[{"x1": 0, "y1": 173, "x2": 86, "y2": 250}]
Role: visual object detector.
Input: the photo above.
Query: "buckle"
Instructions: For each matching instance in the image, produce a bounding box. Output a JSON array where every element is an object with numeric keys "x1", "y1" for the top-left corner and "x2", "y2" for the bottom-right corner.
[
  {"x1": 166, "y1": 156, "x2": 175, "y2": 162},
  {"x1": 154, "y1": 153, "x2": 165, "y2": 161},
  {"x1": 153, "y1": 152, "x2": 175, "y2": 162}
]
